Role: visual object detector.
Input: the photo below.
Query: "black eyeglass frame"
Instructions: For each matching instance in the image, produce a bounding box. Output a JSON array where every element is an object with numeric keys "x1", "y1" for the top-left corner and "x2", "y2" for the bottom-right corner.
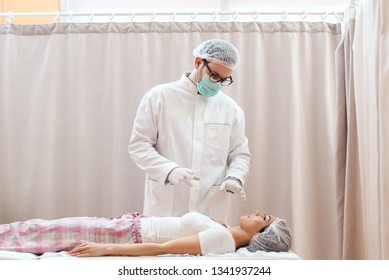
[{"x1": 202, "y1": 59, "x2": 233, "y2": 86}]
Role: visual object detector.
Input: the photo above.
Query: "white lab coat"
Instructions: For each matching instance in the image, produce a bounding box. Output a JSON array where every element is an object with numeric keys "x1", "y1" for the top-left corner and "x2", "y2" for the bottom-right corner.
[{"x1": 129, "y1": 73, "x2": 250, "y2": 221}]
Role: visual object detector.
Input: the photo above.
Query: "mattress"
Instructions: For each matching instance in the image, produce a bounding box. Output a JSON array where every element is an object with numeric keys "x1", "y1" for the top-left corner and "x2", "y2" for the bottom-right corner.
[{"x1": 0, "y1": 247, "x2": 301, "y2": 260}]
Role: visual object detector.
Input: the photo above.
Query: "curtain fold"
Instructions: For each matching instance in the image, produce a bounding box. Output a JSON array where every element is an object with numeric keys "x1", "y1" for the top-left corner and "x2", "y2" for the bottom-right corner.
[
  {"x1": 336, "y1": 0, "x2": 389, "y2": 259},
  {"x1": 0, "y1": 21, "x2": 341, "y2": 259}
]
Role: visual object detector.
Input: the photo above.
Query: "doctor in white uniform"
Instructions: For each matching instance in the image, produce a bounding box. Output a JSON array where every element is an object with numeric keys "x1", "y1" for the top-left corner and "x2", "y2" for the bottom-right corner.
[{"x1": 129, "y1": 39, "x2": 251, "y2": 222}]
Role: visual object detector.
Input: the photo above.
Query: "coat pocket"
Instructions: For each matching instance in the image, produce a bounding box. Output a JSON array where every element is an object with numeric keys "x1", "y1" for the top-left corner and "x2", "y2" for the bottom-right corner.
[
  {"x1": 205, "y1": 123, "x2": 231, "y2": 150},
  {"x1": 143, "y1": 176, "x2": 174, "y2": 216}
]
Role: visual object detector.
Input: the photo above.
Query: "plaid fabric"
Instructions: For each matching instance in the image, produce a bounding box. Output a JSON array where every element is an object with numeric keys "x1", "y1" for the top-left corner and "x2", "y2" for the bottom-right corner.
[{"x1": 0, "y1": 212, "x2": 143, "y2": 254}]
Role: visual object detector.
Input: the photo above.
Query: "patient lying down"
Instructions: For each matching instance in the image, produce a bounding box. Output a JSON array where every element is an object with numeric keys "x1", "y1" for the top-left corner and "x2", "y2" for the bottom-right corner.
[{"x1": 0, "y1": 211, "x2": 291, "y2": 257}]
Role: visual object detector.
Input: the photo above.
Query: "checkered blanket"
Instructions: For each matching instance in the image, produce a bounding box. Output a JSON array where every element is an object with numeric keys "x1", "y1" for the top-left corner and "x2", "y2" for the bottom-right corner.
[{"x1": 0, "y1": 212, "x2": 143, "y2": 254}]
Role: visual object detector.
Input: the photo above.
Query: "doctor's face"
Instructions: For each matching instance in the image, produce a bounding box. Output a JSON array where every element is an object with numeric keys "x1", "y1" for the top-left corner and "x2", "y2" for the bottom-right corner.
[
  {"x1": 195, "y1": 57, "x2": 234, "y2": 85},
  {"x1": 201, "y1": 59, "x2": 234, "y2": 86},
  {"x1": 240, "y1": 210, "x2": 277, "y2": 233}
]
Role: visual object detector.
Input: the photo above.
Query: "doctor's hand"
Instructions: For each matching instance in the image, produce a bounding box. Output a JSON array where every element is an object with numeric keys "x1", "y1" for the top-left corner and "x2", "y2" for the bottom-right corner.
[
  {"x1": 219, "y1": 178, "x2": 246, "y2": 201},
  {"x1": 167, "y1": 168, "x2": 200, "y2": 187}
]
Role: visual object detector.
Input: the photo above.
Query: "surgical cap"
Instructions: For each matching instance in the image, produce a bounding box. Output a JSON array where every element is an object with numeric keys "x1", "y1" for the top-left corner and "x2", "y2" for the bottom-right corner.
[
  {"x1": 192, "y1": 39, "x2": 241, "y2": 70},
  {"x1": 246, "y1": 218, "x2": 292, "y2": 252}
]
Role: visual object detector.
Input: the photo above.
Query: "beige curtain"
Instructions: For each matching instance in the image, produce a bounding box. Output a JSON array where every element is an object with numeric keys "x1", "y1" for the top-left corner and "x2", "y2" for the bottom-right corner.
[
  {"x1": 336, "y1": 0, "x2": 389, "y2": 259},
  {"x1": 0, "y1": 21, "x2": 341, "y2": 259}
]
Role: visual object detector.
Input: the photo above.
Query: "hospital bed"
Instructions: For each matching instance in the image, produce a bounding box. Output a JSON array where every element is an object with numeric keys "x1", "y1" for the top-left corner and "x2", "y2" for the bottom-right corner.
[{"x1": 0, "y1": 248, "x2": 301, "y2": 260}]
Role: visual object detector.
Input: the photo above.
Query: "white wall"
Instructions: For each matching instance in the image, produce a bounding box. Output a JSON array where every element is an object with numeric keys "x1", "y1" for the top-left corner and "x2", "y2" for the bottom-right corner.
[
  {"x1": 61, "y1": 0, "x2": 351, "y2": 12},
  {"x1": 60, "y1": 0, "x2": 350, "y2": 23}
]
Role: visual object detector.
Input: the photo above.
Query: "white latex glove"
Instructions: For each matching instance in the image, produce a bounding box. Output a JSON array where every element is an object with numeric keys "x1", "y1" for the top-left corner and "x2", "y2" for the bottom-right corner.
[
  {"x1": 219, "y1": 179, "x2": 246, "y2": 201},
  {"x1": 168, "y1": 168, "x2": 200, "y2": 187}
]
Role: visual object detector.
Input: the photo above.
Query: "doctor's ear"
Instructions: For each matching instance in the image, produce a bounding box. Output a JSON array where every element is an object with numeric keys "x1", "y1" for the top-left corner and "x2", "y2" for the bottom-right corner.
[{"x1": 194, "y1": 57, "x2": 204, "y2": 69}]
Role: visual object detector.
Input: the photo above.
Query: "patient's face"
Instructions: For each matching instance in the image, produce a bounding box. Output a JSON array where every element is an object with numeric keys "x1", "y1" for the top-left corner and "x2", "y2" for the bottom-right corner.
[{"x1": 240, "y1": 210, "x2": 277, "y2": 233}]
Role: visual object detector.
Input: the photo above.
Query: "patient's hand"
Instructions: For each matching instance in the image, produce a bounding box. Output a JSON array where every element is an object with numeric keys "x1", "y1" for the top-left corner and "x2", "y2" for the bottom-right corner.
[{"x1": 69, "y1": 241, "x2": 107, "y2": 257}]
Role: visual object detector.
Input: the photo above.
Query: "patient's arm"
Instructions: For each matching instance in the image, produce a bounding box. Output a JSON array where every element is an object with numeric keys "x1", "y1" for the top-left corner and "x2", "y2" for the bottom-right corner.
[{"x1": 68, "y1": 234, "x2": 202, "y2": 257}]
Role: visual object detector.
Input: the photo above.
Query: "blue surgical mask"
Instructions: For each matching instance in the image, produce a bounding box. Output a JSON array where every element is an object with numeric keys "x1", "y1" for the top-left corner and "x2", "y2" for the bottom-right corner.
[{"x1": 197, "y1": 74, "x2": 222, "y2": 98}]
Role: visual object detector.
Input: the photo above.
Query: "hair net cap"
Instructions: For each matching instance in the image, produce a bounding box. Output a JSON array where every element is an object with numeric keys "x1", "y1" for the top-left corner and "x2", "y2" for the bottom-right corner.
[
  {"x1": 193, "y1": 39, "x2": 240, "y2": 70},
  {"x1": 246, "y1": 218, "x2": 292, "y2": 252}
]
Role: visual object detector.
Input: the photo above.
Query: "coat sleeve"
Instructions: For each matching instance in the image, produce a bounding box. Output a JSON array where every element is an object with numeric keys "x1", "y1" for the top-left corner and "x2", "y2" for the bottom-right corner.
[
  {"x1": 128, "y1": 89, "x2": 178, "y2": 185},
  {"x1": 225, "y1": 107, "x2": 251, "y2": 186}
]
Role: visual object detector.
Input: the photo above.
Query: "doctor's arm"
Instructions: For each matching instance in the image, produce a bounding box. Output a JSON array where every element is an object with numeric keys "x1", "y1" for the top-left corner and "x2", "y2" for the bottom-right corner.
[
  {"x1": 128, "y1": 91, "x2": 178, "y2": 183},
  {"x1": 225, "y1": 108, "x2": 251, "y2": 185},
  {"x1": 68, "y1": 234, "x2": 203, "y2": 257}
]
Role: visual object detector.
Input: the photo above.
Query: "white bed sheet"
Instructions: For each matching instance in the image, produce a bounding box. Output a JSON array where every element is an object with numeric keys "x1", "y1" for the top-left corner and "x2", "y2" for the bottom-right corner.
[{"x1": 0, "y1": 248, "x2": 301, "y2": 260}]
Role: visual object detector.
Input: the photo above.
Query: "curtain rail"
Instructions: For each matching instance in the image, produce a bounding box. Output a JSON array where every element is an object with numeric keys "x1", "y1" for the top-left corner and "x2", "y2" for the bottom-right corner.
[{"x1": 0, "y1": 10, "x2": 345, "y2": 21}]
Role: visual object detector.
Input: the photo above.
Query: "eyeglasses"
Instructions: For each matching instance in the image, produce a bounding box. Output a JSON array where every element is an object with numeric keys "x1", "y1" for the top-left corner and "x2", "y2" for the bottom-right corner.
[{"x1": 202, "y1": 59, "x2": 233, "y2": 86}]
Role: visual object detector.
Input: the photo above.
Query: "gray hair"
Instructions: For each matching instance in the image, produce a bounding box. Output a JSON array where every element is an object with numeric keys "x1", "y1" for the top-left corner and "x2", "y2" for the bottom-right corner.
[
  {"x1": 246, "y1": 218, "x2": 292, "y2": 252},
  {"x1": 192, "y1": 39, "x2": 240, "y2": 70}
]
